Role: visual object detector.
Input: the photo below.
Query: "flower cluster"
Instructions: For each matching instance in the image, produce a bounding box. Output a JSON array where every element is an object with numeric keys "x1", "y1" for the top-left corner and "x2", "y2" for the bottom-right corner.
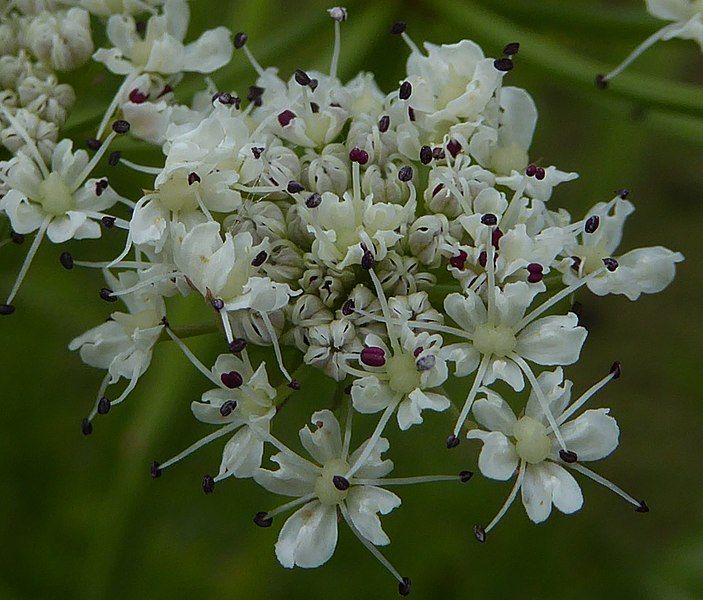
[{"x1": 0, "y1": 3, "x2": 684, "y2": 596}]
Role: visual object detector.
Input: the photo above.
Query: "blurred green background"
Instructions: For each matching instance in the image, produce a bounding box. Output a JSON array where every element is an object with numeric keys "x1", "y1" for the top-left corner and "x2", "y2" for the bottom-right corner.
[{"x1": 1, "y1": 0, "x2": 702, "y2": 598}]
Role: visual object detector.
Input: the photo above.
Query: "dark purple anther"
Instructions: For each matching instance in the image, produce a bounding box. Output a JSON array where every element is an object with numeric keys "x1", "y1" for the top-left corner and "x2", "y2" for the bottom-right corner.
[
  {"x1": 108, "y1": 151, "x2": 121, "y2": 166},
  {"x1": 97, "y1": 396, "x2": 111, "y2": 415},
  {"x1": 202, "y1": 474, "x2": 215, "y2": 494},
  {"x1": 220, "y1": 371, "x2": 243, "y2": 389},
  {"x1": 432, "y1": 183, "x2": 444, "y2": 197},
  {"x1": 309, "y1": 79, "x2": 319, "y2": 91},
  {"x1": 100, "y1": 288, "x2": 117, "y2": 302},
  {"x1": 86, "y1": 138, "x2": 101, "y2": 150},
  {"x1": 492, "y1": 228, "x2": 503, "y2": 249},
  {"x1": 481, "y1": 213, "x2": 498, "y2": 226},
  {"x1": 219, "y1": 400, "x2": 236, "y2": 416},
  {"x1": 360, "y1": 346, "x2": 386, "y2": 368},
  {"x1": 398, "y1": 577, "x2": 412, "y2": 597},
  {"x1": 101, "y1": 216, "x2": 116, "y2": 228},
  {"x1": 473, "y1": 525, "x2": 486, "y2": 543},
  {"x1": 585, "y1": 215, "x2": 600, "y2": 234},
  {"x1": 398, "y1": 165, "x2": 413, "y2": 182},
  {"x1": 416, "y1": 354, "x2": 436, "y2": 371},
  {"x1": 503, "y1": 42, "x2": 520, "y2": 56},
  {"x1": 526, "y1": 164, "x2": 537, "y2": 177},
  {"x1": 81, "y1": 418, "x2": 93, "y2": 436},
  {"x1": 287, "y1": 180, "x2": 304, "y2": 194},
  {"x1": 211, "y1": 298, "x2": 225, "y2": 311},
  {"x1": 150, "y1": 461, "x2": 161, "y2": 478},
  {"x1": 294, "y1": 69, "x2": 311, "y2": 86},
  {"x1": 305, "y1": 193, "x2": 322, "y2": 208},
  {"x1": 361, "y1": 250, "x2": 375, "y2": 270},
  {"x1": 378, "y1": 115, "x2": 390, "y2": 133},
  {"x1": 332, "y1": 475, "x2": 350, "y2": 491},
  {"x1": 188, "y1": 172, "x2": 201, "y2": 185},
  {"x1": 449, "y1": 250, "x2": 468, "y2": 270},
  {"x1": 618, "y1": 188, "x2": 630, "y2": 199},
  {"x1": 60, "y1": 251, "x2": 74, "y2": 270},
  {"x1": 277, "y1": 110, "x2": 296, "y2": 127},
  {"x1": 420, "y1": 145, "x2": 432, "y2": 165},
  {"x1": 399, "y1": 80, "x2": 412, "y2": 100},
  {"x1": 408, "y1": 106, "x2": 415, "y2": 121},
  {"x1": 254, "y1": 512, "x2": 273, "y2": 527},
  {"x1": 446, "y1": 434, "x2": 460, "y2": 449},
  {"x1": 603, "y1": 257, "x2": 619, "y2": 272},
  {"x1": 459, "y1": 470, "x2": 474, "y2": 483},
  {"x1": 251, "y1": 251, "x2": 267, "y2": 267},
  {"x1": 391, "y1": 21, "x2": 406, "y2": 35},
  {"x1": 229, "y1": 338, "x2": 247, "y2": 353},
  {"x1": 234, "y1": 32, "x2": 248, "y2": 49},
  {"x1": 310, "y1": 102, "x2": 319, "y2": 113},
  {"x1": 341, "y1": 299, "x2": 355, "y2": 316},
  {"x1": 10, "y1": 231, "x2": 24, "y2": 244},
  {"x1": 610, "y1": 361, "x2": 622, "y2": 379},
  {"x1": 478, "y1": 251, "x2": 488, "y2": 268},
  {"x1": 494, "y1": 57, "x2": 513, "y2": 71},
  {"x1": 289, "y1": 379, "x2": 301, "y2": 390},
  {"x1": 571, "y1": 256, "x2": 582, "y2": 271},
  {"x1": 535, "y1": 167, "x2": 546, "y2": 180},
  {"x1": 595, "y1": 74, "x2": 608, "y2": 89},
  {"x1": 447, "y1": 139, "x2": 462, "y2": 158},
  {"x1": 128, "y1": 88, "x2": 148, "y2": 104},
  {"x1": 635, "y1": 500, "x2": 649, "y2": 513},
  {"x1": 432, "y1": 147, "x2": 446, "y2": 161},
  {"x1": 559, "y1": 449, "x2": 578, "y2": 463},
  {"x1": 251, "y1": 147, "x2": 264, "y2": 159},
  {"x1": 112, "y1": 120, "x2": 130, "y2": 134},
  {"x1": 527, "y1": 263, "x2": 543, "y2": 283},
  {"x1": 349, "y1": 147, "x2": 369, "y2": 165}
]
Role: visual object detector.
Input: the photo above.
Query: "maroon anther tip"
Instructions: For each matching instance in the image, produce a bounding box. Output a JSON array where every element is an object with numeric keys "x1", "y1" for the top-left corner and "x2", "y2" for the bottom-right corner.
[
  {"x1": 202, "y1": 474, "x2": 215, "y2": 494},
  {"x1": 408, "y1": 106, "x2": 416, "y2": 121},
  {"x1": 294, "y1": 69, "x2": 311, "y2": 86},
  {"x1": 229, "y1": 338, "x2": 247, "y2": 353},
  {"x1": 60, "y1": 251, "x2": 74, "y2": 270},
  {"x1": 478, "y1": 251, "x2": 488, "y2": 269},
  {"x1": 108, "y1": 151, "x2": 121, "y2": 166},
  {"x1": 378, "y1": 115, "x2": 390, "y2": 133},
  {"x1": 86, "y1": 138, "x2": 101, "y2": 150},
  {"x1": 481, "y1": 213, "x2": 498, "y2": 226},
  {"x1": 188, "y1": 172, "x2": 201, "y2": 185},
  {"x1": 220, "y1": 371, "x2": 243, "y2": 389},
  {"x1": 432, "y1": 183, "x2": 444, "y2": 197},
  {"x1": 459, "y1": 470, "x2": 474, "y2": 483},
  {"x1": 585, "y1": 215, "x2": 600, "y2": 234},
  {"x1": 101, "y1": 216, "x2": 116, "y2": 228},
  {"x1": 97, "y1": 396, "x2": 111, "y2": 415},
  {"x1": 332, "y1": 475, "x2": 350, "y2": 491},
  {"x1": 399, "y1": 80, "x2": 412, "y2": 100},
  {"x1": 128, "y1": 88, "x2": 149, "y2": 104},
  {"x1": 251, "y1": 250, "x2": 267, "y2": 267},
  {"x1": 446, "y1": 434, "x2": 460, "y2": 449},
  {"x1": 100, "y1": 288, "x2": 117, "y2": 302},
  {"x1": 603, "y1": 257, "x2": 619, "y2": 272},
  {"x1": 432, "y1": 147, "x2": 445, "y2": 161},
  {"x1": 341, "y1": 299, "x2": 355, "y2": 316},
  {"x1": 610, "y1": 361, "x2": 622, "y2": 379},
  {"x1": 81, "y1": 418, "x2": 93, "y2": 436},
  {"x1": 211, "y1": 298, "x2": 225, "y2": 311},
  {"x1": 289, "y1": 379, "x2": 301, "y2": 390},
  {"x1": 391, "y1": 21, "x2": 406, "y2": 35},
  {"x1": 360, "y1": 346, "x2": 386, "y2": 368},
  {"x1": 526, "y1": 164, "x2": 538, "y2": 177},
  {"x1": 473, "y1": 525, "x2": 486, "y2": 543},
  {"x1": 535, "y1": 166, "x2": 546, "y2": 180},
  {"x1": 349, "y1": 147, "x2": 369, "y2": 165},
  {"x1": 527, "y1": 263, "x2": 544, "y2": 283},
  {"x1": 305, "y1": 193, "x2": 322, "y2": 208},
  {"x1": 150, "y1": 461, "x2": 161, "y2": 478},
  {"x1": 447, "y1": 139, "x2": 462, "y2": 157},
  {"x1": 234, "y1": 32, "x2": 248, "y2": 49},
  {"x1": 494, "y1": 57, "x2": 513, "y2": 72},
  {"x1": 398, "y1": 577, "x2": 412, "y2": 597},
  {"x1": 449, "y1": 250, "x2": 468, "y2": 270},
  {"x1": 398, "y1": 165, "x2": 413, "y2": 182},
  {"x1": 112, "y1": 119, "x2": 130, "y2": 134},
  {"x1": 361, "y1": 250, "x2": 375, "y2": 270},
  {"x1": 277, "y1": 110, "x2": 296, "y2": 127},
  {"x1": 287, "y1": 180, "x2": 304, "y2": 194},
  {"x1": 254, "y1": 512, "x2": 273, "y2": 527},
  {"x1": 219, "y1": 400, "x2": 236, "y2": 417},
  {"x1": 420, "y1": 145, "x2": 432, "y2": 165},
  {"x1": 635, "y1": 500, "x2": 649, "y2": 513},
  {"x1": 503, "y1": 42, "x2": 520, "y2": 56},
  {"x1": 595, "y1": 74, "x2": 608, "y2": 89},
  {"x1": 559, "y1": 449, "x2": 578, "y2": 463},
  {"x1": 617, "y1": 188, "x2": 630, "y2": 199},
  {"x1": 492, "y1": 228, "x2": 503, "y2": 249}
]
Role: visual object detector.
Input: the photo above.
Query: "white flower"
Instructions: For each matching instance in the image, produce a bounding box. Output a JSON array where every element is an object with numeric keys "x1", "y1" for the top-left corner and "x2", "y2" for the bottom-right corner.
[
  {"x1": 560, "y1": 196, "x2": 684, "y2": 300},
  {"x1": 351, "y1": 327, "x2": 450, "y2": 430},
  {"x1": 304, "y1": 319, "x2": 362, "y2": 381},
  {"x1": 93, "y1": 0, "x2": 232, "y2": 76},
  {"x1": 467, "y1": 367, "x2": 646, "y2": 535},
  {"x1": 26, "y1": 8, "x2": 94, "y2": 71},
  {"x1": 78, "y1": 0, "x2": 165, "y2": 17}
]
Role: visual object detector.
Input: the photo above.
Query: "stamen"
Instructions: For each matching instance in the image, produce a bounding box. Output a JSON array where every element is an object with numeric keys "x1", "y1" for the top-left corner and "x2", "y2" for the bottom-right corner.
[
  {"x1": 96, "y1": 72, "x2": 138, "y2": 139},
  {"x1": 165, "y1": 327, "x2": 222, "y2": 387},
  {"x1": 158, "y1": 422, "x2": 238, "y2": 471},
  {"x1": 85, "y1": 372, "x2": 111, "y2": 421},
  {"x1": 342, "y1": 399, "x2": 354, "y2": 460},
  {"x1": 510, "y1": 354, "x2": 570, "y2": 452},
  {"x1": 452, "y1": 354, "x2": 491, "y2": 438},
  {"x1": 353, "y1": 473, "x2": 466, "y2": 486},
  {"x1": 202, "y1": 474, "x2": 215, "y2": 494},
  {"x1": 236, "y1": 33, "x2": 266, "y2": 77},
  {"x1": 483, "y1": 461, "x2": 526, "y2": 536},
  {"x1": 4, "y1": 215, "x2": 51, "y2": 308},
  {"x1": 71, "y1": 131, "x2": 118, "y2": 193},
  {"x1": 260, "y1": 311, "x2": 292, "y2": 381},
  {"x1": 328, "y1": 7, "x2": 347, "y2": 79},
  {"x1": 253, "y1": 512, "x2": 274, "y2": 527},
  {"x1": 262, "y1": 493, "x2": 316, "y2": 522},
  {"x1": 567, "y1": 463, "x2": 646, "y2": 511},
  {"x1": 558, "y1": 366, "x2": 619, "y2": 424},
  {"x1": 60, "y1": 251, "x2": 74, "y2": 270},
  {"x1": 368, "y1": 268, "x2": 401, "y2": 353},
  {"x1": 598, "y1": 23, "x2": 679, "y2": 86},
  {"x1": 119, "y1": 158, "x2": 162, "y2": 175},
  {"x1": 346, "y1": 402, "x2": 396, "y2": 478},
  {"x1": 339, "y1": 503, "x2": 406, "y2": 589}
]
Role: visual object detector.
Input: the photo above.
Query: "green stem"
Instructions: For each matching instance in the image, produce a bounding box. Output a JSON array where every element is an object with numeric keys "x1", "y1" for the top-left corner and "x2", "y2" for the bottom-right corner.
[{"x1": 432, "y1": 0, "x2": 703, "y2": 118}]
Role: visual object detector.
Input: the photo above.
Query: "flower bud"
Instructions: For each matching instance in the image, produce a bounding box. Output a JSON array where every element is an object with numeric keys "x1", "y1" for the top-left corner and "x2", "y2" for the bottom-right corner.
[{"x1": 26, "y1": 8, "x2": 94, "y2": 71}]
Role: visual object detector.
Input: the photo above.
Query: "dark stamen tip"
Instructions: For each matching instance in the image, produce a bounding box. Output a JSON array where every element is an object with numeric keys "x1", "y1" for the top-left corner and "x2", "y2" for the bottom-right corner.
[
  {"x1": 221, "y1": 371, "x2": 243, "y2": 389},
  {"x1": 349, "y1": 147, "x2": 369, "y2": 165},
  {"x1": 294, "y1": 68, "x2": 311, "y2": 86},
  {"x1": 10, "y1": 231, "x2": 24, "y2": 244},
  {"x1": 108, "y1": 151, "x2": 121, "y2": 166},
  {"x1": 398, "y1": 165, "x2": 413, "y2": 182},
  {"x1": 202, "y1": 474, "x2": 215, "y2": 494},
  {"x1": 391, "y1": 21, "x2": 406, "y2": 35},
  {"x1": 378, "y1": 114, "x2": 390, "y2": 133},
  {"x1": 288, "y1": 379, "x2": 301, "y2": 390},
  {"x1": 361, "y1": 250, "x2": 375, "y2": 270},
  {"x1": 332, "y1": 475, "x2": 350, "y2": 491},
  {"x1": 188, "y1": 172, "x2": 201, "y2": 185},
  {"x1": 101, "y1": 216, "x2": 116, "y2": 228},
  {"x1": 341, "y1": 299, "x2": 355, "y2": 316},
  {"x1": 111, "y1": 119, "x2": 130, "y2": 134},
  {"x1": 97, "y1": 396, "x2": 111, "y2": 415},
  {"x1": 493, "y1": 57, "x2": 513, "y2": 72},
  {"x1": 617, "y1": 188, "x2": 630, "y2": 199},
  {"x1": 503, "y1": 42, "x2": 520, "y2": 56},
  {"x1": 473, "y1": 524, "x2": 486, "y2": 543},
  {"x1": 635, "y1": 500, "x2": 649, "y2": 513},
  {"x1": 360, "y1": 346, "x2": 386, "y2": 367},
  {"x1": 229, "y1": 338, "x2": 247, "y2": 354},
  {"x1": 150, "y1": 461, "x2": 162, "y2": 479},
  {"x1": 254, "y1": 511, "x2": 273, "y2": 527},
  {"x1": 251, "y1": 250, "x2": 267, "y2": 267},
  {"x1": 602, "y1": 257, "x2": 619, "y2": 272},
  {"x1": 234, "y1": 31, "x2": 248, "y2": 49},
  {"x1": 585, "y1": 215, "x2": 600, "y2": 234},
  {"x1": 86, "y1": 138, "x2": 102, "y2": 150},
  {"x1": 610, "y1": 361, "x2": 622, "y2": 379},
  {"x1": 60, "y1": 251, "x2": 74, "y2": 270},
  {"x1": 277, "y1": 110, "x2": 296, "y2": 127},
  {"x1": 559, "y1": 449, "x2": 578, "y2": 463},
  {"x1": 398, "y1": 577, "x2": 412, "y2": 596},
  {"x1": 305, "y1": 193, "x2": 322, "y2": 208},
  {"x1": 219, "y1": 400, "x2": 237, "y2": 417},
  {"x1": 81, "y1": 418, "x2": 93, "y2": 436},
  {"x1": 459, "y1": 470, "x2": 474, "y2": 483},
  {"x1": 419, "y1": 145, "x2": 432, "y2": 165},
  {"x1": 446, "y1": 434, "x2": 460, "y2": 449},
  {"x1": 211, "y1": 298, "x2": 225, "y2": 311},
  {"x1": 399, "y1": 80, "x2": 412, "y2": 100},
  {"x1": 595, "y1": 74, "x2": 609, "y2": 89},
  {"x1": 480, "y1": 213, "x2": 498, "y2": 226},
  {"x1": 287, "y1": 180, "x2": 304, "y2": 194},
  {"x1": 99, "y1": 288, "x2": 117, "y2": 302}
]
